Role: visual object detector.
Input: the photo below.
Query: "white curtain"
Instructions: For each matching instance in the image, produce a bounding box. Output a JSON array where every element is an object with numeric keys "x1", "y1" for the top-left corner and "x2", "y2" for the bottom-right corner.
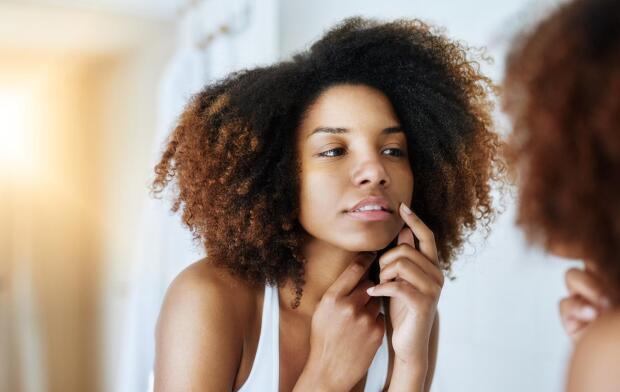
[{"x1": 114, "y1": 1, "x2": 278, "y2": 391}]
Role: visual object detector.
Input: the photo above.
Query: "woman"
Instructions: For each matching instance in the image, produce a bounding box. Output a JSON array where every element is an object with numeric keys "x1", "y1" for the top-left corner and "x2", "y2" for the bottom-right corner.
[
  {"x1": 152, "y1": 17, "x2": 503, "y2": 391},
  {"x1": 502, "y1": 0, "x2": 620, "y2": 389}
]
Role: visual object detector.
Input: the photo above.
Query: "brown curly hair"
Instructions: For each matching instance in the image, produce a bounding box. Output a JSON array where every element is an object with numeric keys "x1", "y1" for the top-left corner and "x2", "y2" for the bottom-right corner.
[
  {"x1": 152, "y1": 16, "x2": 505, "y2": 308},
  {"x1": 503, "y1": 0, "x2": 620, "y2": 300}
]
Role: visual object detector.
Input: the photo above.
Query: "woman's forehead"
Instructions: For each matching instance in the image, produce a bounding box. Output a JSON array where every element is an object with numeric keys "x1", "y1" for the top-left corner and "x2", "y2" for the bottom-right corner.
[{"x1": 298, "y1": 84, "x2": 401, "y2": 138}]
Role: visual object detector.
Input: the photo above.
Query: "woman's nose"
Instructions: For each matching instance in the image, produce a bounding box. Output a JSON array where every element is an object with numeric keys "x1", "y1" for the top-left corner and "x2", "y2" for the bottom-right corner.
[{"x1": 351, "y1": 157, "x2": 390, "y2": 187}]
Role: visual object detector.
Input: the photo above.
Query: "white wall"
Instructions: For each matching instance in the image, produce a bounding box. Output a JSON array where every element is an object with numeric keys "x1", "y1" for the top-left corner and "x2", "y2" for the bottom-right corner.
[{"x1": 278, "y1": 1, "x2": 577, "y2": 391}]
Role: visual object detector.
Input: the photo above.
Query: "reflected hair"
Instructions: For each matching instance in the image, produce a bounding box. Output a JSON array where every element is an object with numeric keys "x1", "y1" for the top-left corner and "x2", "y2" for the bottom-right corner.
[{"x1": 503, "y1": 0, "x2": 620, "y2": 300}]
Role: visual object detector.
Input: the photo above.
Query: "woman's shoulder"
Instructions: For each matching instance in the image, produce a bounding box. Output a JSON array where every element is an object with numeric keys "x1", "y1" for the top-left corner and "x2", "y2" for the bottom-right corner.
[
  {"x1": 162, "y1": 258, "x2": 261, "y2": 325},
  {"x1": 154, "y1": 258, "x2": 262, "y2": 390},
  {"x1": 566, "y1": 309, "x2": 620, "y2": 391}
]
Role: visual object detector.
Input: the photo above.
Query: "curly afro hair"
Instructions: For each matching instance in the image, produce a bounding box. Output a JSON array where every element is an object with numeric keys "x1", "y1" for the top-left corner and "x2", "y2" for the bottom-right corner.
[
  {"x1": 503, "y1": 0, "x2": 620, "y2": 300},
  {"x1": 152, "y1": 16, "x2": 505, "y2": 308}
]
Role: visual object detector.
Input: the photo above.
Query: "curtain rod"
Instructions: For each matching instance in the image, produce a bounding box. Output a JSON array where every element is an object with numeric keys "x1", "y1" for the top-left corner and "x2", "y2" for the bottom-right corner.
[{"x1": 195, "y1": 0, "x2": 253, "y2": 50}]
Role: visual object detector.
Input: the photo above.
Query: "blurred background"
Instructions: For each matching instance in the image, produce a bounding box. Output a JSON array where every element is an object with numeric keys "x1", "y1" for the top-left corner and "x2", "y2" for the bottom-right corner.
[{"x1": 0, "y1": 0, "x2": 577, "y2": 391}]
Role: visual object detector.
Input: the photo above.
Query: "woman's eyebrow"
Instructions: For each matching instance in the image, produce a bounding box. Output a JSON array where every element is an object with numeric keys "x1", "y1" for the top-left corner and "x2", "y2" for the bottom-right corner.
[{"x1": 306, "y1": 125, "x2": 404, "y2": 139}]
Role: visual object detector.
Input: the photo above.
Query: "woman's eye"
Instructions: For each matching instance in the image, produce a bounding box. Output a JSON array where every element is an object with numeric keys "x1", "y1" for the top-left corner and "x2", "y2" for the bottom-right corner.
[
  {"x1": 383, "y1": 148, "x2": 405, "y2": 157},
  {"x1": 318, "y1": 147, "x2": 406, "y2": 158},
  {"x1": 318, "y1": 147, "x2": 345, "y2": 157}
]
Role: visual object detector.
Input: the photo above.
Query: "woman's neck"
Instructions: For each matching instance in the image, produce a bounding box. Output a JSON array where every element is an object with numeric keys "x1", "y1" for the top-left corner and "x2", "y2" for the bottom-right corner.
[{"x1": 278, "y1": 237, "x2": 374, "y2": 320}]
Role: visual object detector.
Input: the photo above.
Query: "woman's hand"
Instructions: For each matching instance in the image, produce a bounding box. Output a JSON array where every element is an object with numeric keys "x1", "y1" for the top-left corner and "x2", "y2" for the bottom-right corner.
[
  {"x1": 296, "y1": 251, "x2": 385, "y2": 392},
  {"x1": 560, "y1": 264, "x2": 612, "y2": 343},
  {"x1": 367, "y1": 202, "x2": 443, "y2": 366}
]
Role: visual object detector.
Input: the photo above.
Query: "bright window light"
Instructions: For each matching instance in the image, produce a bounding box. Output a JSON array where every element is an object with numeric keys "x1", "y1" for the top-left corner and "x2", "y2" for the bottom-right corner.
[{"x1": 0, "y1": 88, "x2": 31, "y2": 171}]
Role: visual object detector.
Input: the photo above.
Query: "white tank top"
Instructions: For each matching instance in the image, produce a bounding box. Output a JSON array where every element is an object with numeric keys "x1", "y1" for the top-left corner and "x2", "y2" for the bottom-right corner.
[{"x1": 237, "y1": 284, "x2": 389, "y2": 392}]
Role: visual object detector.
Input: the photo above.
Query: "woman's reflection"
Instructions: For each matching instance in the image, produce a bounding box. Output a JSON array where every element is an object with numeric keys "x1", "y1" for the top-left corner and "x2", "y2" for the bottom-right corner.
[{"x1": 503, "y1": 0, "x2": 620, "y2": 389}]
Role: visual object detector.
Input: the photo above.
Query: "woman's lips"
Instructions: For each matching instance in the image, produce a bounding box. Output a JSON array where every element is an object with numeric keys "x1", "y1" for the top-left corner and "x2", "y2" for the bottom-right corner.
[{"x1": 345, "y1": 210, "x2": 392, "y2": 221}]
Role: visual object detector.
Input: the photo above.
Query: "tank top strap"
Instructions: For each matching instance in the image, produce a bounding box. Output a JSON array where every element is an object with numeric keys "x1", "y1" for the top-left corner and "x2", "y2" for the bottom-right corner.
[
  {"x1": 364, "y1": 299, "x2": 389, "y2": 391},
  {"x1": 236, "y1": 284, "x2": 279, "y2": 391}
]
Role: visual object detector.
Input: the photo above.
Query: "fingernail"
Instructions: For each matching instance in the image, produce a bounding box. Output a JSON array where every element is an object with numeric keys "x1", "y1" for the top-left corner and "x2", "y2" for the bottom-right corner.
[
  {"x1": 579, "y1": 305, "x2": 598, "y2": 320},
  {"x1": 400, "y1": 203, "x2": 413, "y2": 215},
  {"x1": 366, "y1": 287, "x2": 375, "y2": 295}
]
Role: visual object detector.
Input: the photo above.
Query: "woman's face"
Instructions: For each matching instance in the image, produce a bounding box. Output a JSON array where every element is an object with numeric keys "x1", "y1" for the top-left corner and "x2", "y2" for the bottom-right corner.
[{"x1": 296, "y1": 83, "x2": 414, "y2": 251}]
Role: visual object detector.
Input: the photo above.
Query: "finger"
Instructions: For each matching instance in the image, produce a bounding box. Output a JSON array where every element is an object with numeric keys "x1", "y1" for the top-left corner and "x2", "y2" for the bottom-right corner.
[
  {"x1": 365, "y1": 296, "x2": 382, "y2": 318},
  {"x1": 398, "y1": 224, "x2": 415, "y2": 249},
  {"x1": 399, "y1": 203, "x2": 439, "y2": 264},
  {"x1": 379, "y1": 257, "x2": 441, "y2": 297},
  {"x1": 564, "y1": 317, "x2": 588, "y2": 342},
  {"x1": 350, "y1": 279, "x2": 376, "y2": 305},
  {"x1": 559, "y1": 296, "x2": 598, "y2": 343},
  {"x1": 327, "y1": 251, "x2": 377, "y2": 297},
  {"x1": 565, "y1": 268, "x2": 611, "y2": 309},
  {"x1": 559, "y1": 296, "x2": 599, "y2": 323},
  {"x1": 378, "y1": 244, "x2": 444, "y2": 286},
  {"x1": 366, "y1": 280, "x2": 426, "y2": 309}
]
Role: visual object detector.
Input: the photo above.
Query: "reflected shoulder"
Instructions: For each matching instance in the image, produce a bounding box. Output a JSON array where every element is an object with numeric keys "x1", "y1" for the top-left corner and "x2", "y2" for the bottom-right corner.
[{"x1": 566, "y1": 310, "x2": 620, "y2": 392}]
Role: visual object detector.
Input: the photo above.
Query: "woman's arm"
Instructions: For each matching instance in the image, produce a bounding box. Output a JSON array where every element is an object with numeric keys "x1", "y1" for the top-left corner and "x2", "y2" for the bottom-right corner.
[
  {"x1": 424, "y1": 312, "x2": 439, "y2": 392},
  {"x1": 387, "y1": 312, "x2": 439, "y2": 392},
  {"x1": 154, "y1": 262, "x2": 244, "y2": 392},
  {"x1": 566, "y1": 311, "x2": 620, "y2": 392}
]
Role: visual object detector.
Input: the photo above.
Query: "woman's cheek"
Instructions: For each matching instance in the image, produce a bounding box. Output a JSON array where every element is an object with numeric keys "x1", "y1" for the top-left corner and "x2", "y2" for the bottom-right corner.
[{"x1": 298, "y1": 175, "x2": 337, "y2": 225}]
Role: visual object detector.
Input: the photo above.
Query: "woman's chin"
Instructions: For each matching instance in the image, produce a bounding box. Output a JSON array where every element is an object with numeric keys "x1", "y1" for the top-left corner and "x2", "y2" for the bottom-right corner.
[
  {"x1": 302, "y1": 224, "x2": 399, "y2": 252},
  {"x1": 341, "y1": 235, "x2": 396, "y2": 252}
]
